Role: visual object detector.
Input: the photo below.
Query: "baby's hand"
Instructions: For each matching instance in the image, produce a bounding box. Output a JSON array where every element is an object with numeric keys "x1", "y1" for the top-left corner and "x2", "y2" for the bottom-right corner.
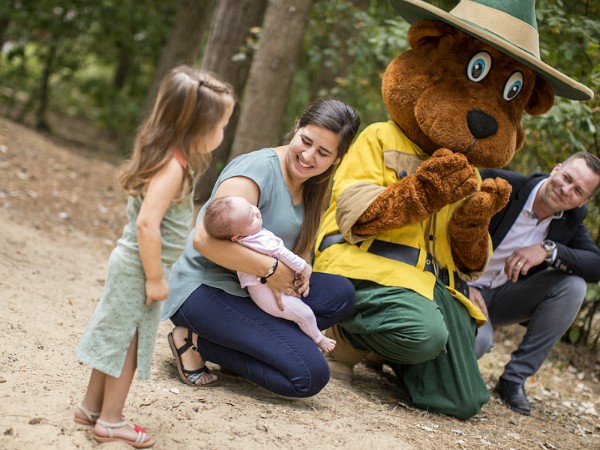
[{"x1": 295, "y1": 263, "x2": 312, "y2": 297}]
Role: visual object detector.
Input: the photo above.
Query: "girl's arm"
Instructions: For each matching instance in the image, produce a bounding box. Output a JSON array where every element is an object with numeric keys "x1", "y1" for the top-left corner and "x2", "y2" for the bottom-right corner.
[
  {"x1": 194, "y1": 176, "x2": 295, "y2": 309},
  {"x1": 137, "y1": 158, "x2": 185, "y2": 305}
]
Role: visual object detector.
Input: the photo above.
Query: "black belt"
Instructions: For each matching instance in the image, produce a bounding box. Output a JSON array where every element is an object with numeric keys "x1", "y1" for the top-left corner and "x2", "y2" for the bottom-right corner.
[{"x1": 318, "y1": 233, "x2": 470, "y2": 298}]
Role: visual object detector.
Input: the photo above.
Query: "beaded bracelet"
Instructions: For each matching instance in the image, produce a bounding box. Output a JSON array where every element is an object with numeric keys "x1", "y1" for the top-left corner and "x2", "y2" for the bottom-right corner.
[{"x1": 259, "y1": 257, "x2": 279, "y2": 284}]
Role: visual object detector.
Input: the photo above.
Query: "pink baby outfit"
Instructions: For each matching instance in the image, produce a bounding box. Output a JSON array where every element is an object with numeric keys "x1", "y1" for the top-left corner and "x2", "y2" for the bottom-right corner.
[{"x1": 237, "y1": 229, "x2": 324, "y2": 344}]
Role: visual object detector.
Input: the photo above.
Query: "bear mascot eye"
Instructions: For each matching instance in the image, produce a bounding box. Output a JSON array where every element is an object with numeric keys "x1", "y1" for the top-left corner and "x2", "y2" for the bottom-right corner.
[
  {"x1": 467, "y1": 51, "x2": 492, "y2": 82},
  {"x1": 503, "y1": 71, "x2": 524, "y2": 101}
]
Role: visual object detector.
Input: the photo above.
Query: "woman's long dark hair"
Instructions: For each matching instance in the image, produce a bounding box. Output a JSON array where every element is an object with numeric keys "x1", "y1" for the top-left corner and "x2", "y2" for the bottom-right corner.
[{"x1": 285, "y1": 98, "x2": 360, "y2": 256}]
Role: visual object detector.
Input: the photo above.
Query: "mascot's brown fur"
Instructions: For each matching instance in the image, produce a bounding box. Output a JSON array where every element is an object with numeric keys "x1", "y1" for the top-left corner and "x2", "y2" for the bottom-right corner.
[
  {"x1": 313, "y1": 11, "x2": 561, "y2": 419},
  {"x1": 356, "y1": 21, "x2": 554, "y2": 271}
]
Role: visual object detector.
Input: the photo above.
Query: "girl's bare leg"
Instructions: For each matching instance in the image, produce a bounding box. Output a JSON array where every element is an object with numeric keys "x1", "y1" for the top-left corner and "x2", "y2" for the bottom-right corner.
[
  {"x1": 93, "y1": 332, "x2": 151, "y2": 443},
  {"x1": 74, "y1": 369, "x2": 106, "y2": 424}
]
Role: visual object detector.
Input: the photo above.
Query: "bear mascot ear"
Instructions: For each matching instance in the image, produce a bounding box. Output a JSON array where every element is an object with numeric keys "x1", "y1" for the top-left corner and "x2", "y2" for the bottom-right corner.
[
  {"x1": 526, "y1": 76, "x2": 554, "y2": 116},
  {"x1": 407, "y1": 20, "x2": 455, "y2": 50}
]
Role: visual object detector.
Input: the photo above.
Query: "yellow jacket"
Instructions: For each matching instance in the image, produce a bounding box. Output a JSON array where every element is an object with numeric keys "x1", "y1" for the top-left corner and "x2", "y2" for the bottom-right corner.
[{"x1": 314, "y1": 121, "x2": 488, "y2": 325}]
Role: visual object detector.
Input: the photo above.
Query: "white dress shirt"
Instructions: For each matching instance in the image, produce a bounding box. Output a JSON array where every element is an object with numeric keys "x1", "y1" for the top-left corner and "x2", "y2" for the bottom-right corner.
[{"x1": 470, "y1": 180, "x2": 562, "y2": 290}]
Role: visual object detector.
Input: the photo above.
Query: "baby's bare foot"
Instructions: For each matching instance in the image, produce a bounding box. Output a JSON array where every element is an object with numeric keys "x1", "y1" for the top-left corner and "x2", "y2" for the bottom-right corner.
[{"x1": 317, "y1": 335, "x2": 336, "y2": 352}]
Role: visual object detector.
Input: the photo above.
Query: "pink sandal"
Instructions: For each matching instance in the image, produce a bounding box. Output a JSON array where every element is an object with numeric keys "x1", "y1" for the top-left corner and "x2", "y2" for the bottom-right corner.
[{"x1": 94, "y1": 418, "x2": 155, "y2": 448}]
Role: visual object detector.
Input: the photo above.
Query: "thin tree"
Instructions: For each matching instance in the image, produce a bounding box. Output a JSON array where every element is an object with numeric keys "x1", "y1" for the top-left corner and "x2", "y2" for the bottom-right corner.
[
  {"x1": 229, "y1": 0, "x2": 314, "y2": 161},
  {"x1": 141, "y1": 0, "x2": 216, "y2": 117},
  {"x1": 195, "y1": 0, "x2": 267, "y2": 204}
]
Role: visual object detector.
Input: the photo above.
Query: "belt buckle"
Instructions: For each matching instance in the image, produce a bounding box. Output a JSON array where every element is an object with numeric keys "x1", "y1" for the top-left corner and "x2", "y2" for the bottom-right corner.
[{"x1": 425, "y1": 256, "x2": 439, "y2": 278}]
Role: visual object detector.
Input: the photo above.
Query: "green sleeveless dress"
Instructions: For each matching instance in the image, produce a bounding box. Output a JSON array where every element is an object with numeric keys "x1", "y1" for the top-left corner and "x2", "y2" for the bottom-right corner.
[{"x1": 77, "y1": 191, "x2": 193, "y2": 380}]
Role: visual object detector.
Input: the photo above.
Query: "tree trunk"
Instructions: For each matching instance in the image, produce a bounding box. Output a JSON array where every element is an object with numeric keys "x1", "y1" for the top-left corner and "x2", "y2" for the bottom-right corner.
[
  {"x1": 0, "y1": 16, "x2": 9, "y2": 55},
  {"x1": 113, "y1": 43, "x2": 130, "y2": 91},
  {"x1": 229, "y1": 0, "x2": 314, "y2": 161},
  {"x1": 195, "y1": 0, "x2": 267, "y2": 204},
  {"x1": 34, "y1": 42, "x2": 57, "y2": 131},
  {"x1": 0, "y1": 1, "x2": 17, "y2": 55},
  {"x1": 141, "y1": 0, "x2": 216, "y2": 118}
]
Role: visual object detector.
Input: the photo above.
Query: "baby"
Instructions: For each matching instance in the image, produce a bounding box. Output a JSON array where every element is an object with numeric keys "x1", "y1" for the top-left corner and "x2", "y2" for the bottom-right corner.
[{"x1": 203, "y1": 196, "x2": 336, "y2": 352}]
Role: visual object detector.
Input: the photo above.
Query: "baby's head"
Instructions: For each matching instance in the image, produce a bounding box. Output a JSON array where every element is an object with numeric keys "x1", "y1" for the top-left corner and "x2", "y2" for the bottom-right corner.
[{"x1": 203, "y1": 196, "x2": 262, "y2": 240}]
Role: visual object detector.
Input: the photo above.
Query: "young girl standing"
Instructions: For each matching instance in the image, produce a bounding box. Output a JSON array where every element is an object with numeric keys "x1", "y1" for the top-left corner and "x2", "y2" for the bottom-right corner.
[{"x1": 74, "y1": 65, "x2": 234, "y2": 448}]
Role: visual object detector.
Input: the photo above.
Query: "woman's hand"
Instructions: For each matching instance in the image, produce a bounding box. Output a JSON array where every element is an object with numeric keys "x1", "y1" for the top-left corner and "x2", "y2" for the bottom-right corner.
[
  {"x1": 266, "y1": 261, "x2": 296, "y2": 310},
  {"x1": 468, "y1": 286, "x2": 489, "y2": 320},
  {"x1": 295, "y1": 263, "x2": 312, "y2": 297}
]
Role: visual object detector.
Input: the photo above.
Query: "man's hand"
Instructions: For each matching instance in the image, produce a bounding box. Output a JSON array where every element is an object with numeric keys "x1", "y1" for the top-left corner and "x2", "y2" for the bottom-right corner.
[
  {"x1": 504, "y1": 243, "x2": 547, "y2": 282},
  {"x1": 468, "y1": 286, "x2": 489, "y2": 319}
]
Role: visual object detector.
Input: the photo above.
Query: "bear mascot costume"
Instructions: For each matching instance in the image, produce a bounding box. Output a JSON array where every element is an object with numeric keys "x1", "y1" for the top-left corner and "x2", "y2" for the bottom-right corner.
[{"x1": 314, "y1": 0, "x2": 593, "y2": 419}]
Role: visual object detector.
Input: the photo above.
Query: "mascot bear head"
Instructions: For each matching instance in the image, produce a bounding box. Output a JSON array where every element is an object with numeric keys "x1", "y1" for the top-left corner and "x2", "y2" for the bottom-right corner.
[{"x1": 384, "y1": 0, "x2": 593, "y2": 168}]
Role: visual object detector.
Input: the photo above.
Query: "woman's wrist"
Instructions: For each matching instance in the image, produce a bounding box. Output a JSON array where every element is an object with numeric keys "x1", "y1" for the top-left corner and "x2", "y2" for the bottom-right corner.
[{"x1": 259, "y1": 257, "x2": 279, "y2": 284}]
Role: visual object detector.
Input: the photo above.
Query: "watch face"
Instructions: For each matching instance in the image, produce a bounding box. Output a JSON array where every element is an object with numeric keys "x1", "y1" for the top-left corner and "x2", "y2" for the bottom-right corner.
[{"x1": 543, "y1": 240, "x2": 556, "y2": 257}]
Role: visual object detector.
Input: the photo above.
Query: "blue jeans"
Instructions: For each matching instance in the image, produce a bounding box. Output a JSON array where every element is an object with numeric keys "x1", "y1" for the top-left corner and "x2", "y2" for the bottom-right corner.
[{"x1": 170, "y1": 272, "x2": 355, "y2": 397}]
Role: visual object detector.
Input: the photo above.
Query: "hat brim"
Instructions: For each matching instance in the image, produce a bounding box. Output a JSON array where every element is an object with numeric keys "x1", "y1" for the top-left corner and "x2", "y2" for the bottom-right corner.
[{"x1": 388, "y1": 0, "x2": 593, "y2": 100}]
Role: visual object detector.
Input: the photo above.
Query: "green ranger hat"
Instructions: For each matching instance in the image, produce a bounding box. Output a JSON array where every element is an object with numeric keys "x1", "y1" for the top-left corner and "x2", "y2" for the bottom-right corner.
[{"x1": 388, "y1": 0, "x2": 593, "y2": 100}]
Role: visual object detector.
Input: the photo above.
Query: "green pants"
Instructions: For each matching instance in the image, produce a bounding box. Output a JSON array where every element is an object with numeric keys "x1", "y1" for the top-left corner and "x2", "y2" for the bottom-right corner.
[{"x1": 341, "y1": 279, "x2": 489, "y2": 420}]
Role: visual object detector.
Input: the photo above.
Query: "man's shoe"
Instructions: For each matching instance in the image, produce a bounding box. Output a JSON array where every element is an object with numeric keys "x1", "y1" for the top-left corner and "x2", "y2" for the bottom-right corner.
[{"x1": 494, "y1": 378, "x2": 531, "y2": 415}]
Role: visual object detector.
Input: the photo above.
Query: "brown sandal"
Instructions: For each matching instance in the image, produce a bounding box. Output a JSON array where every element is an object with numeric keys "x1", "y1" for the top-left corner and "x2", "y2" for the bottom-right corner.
[{"x1": 167, "y1": 329, "x2": 218, "y2": 387}]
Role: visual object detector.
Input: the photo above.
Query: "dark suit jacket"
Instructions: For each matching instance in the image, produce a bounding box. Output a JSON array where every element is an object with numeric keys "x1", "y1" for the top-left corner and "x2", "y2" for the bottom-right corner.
[{"x1": 481, "y1": 169, "x2": 600, "y2": 283}]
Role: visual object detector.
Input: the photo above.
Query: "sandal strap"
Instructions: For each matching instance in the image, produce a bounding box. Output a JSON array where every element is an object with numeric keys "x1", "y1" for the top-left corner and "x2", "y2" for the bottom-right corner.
[
  {"x1": 176, "y1": 329, "x2": 198, "y2": 356},
  {"x1": 185, "y1": 366, "x2": 210, "y2": 384},
  {"x1": 184, "y1": 329, "x2": 199, "y2": 353},
  {"x1": 77, "y1": 404, "x2": 100, "y2": 422},
  {"x1": 96, "y1": 418, "x2": 148, "y2": 443},
  {"x1": 96, "y1": 418, "x2": 129, "y2": 430}
]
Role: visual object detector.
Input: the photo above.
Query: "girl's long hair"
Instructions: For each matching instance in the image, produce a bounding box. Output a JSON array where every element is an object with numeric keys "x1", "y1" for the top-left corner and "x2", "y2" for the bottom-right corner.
[
  {"x1": 119, "y1": 66, "x2": 234, "y2": 201},
  {"x1": 286, "y1": 98, "x2": 360, "y2": 256}
]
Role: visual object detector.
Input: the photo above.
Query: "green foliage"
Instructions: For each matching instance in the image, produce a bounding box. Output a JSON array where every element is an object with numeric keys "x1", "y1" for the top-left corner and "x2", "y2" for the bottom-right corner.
[
  {"x1": 563, "y1": 283, "x2": 600, "y2": 348},
  {"x1": 0, "y1": 0, "x2": 176, "y2": 142},
  {"x1": 511, "y1": 0, "x2": 599, "y2": 172},
  {"x1": 287, "y1": 0, "x2": 409, "y2": 132}
]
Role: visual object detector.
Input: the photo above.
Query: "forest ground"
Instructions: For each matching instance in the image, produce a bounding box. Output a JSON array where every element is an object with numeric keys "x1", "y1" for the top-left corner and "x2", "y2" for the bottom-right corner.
[{"x1": 0, "y1": 115, "x2": 598, "y2": 449}]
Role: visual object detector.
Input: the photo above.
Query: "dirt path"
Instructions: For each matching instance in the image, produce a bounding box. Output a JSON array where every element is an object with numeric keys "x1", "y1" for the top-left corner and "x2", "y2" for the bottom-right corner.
[{"x1": 0, "y1": 116, "x2": 598, "y2": 449}]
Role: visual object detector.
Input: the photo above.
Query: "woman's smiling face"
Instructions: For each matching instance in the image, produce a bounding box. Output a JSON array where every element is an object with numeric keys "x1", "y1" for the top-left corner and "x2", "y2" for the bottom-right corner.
[{"x1": 285, "y1": 124, "x2": 341, "y2": 183}]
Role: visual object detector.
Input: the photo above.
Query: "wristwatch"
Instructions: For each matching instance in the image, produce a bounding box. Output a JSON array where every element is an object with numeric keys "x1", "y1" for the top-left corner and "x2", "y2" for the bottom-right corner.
[{"x1": 541, "y1": 240, "x2": 556, "y2": 264}]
